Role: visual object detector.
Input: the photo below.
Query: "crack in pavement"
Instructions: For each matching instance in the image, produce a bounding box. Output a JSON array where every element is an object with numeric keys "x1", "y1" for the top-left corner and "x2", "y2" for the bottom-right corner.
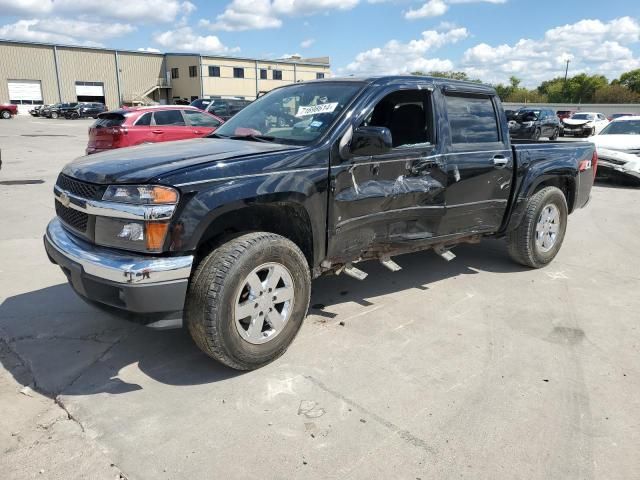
[{"x1": 305, "y1": 375, "x2": 437, "y2": 455}]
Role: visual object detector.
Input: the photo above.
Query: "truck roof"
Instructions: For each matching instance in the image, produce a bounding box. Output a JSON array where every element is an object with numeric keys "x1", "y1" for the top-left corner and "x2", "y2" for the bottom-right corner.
[{"x1": 305, "y1": 75, "x2": 497, "y2": 94}]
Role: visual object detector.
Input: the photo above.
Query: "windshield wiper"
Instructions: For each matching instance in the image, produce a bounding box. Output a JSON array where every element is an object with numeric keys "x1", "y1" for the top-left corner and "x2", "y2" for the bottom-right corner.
[
  {"x1": 207, "y1": 132, "x2": 230, "y2": 139},
  {"x1": 228, "y1": 134, "x2": 277, "y2": 143}
]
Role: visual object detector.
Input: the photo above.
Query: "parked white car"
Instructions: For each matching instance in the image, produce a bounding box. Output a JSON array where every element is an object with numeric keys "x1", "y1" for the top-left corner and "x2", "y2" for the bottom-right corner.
[
  {"x1": 562, "y1": 112, "x2": 609, "y2": 137},
  {"x1": 590, "y1": 116, "x2": 640, "y2": 184}
]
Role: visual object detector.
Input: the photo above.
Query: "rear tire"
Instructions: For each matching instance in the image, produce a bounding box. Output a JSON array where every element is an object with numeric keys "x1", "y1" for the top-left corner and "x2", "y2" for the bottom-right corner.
[
  {"x1": 507, "y1": 187, "x2": 568, "y2": 268},
  {"x1": 185, "y1": 232, "x2": 311, "y2": 370},
  {"x1": 1, "y1": 110, "x2": 10, "y2": 119},
  {"x1": 50, "y1": 111, "x2": 58, "y2": 119}
]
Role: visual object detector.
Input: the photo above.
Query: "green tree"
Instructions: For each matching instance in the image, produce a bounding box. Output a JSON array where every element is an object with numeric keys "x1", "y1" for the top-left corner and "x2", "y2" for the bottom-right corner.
[
  {"x1": 619, "y1": 69, "x2": 640, "y2": 93},
  {"x1": 410, "y1": 70, "x2": 482, "y2": 83},
  {"x1": 594, "y1": 84, "x2": 640, "y2": 103}
]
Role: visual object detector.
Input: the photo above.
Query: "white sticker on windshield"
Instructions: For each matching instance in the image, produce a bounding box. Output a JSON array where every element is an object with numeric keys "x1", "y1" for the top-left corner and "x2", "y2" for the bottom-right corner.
[{"x1": 295, "y1": 102, "x2": 338, "y2": 117}]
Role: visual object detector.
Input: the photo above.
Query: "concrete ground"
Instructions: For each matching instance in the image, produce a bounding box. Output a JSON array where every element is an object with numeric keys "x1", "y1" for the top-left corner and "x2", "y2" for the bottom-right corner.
[{"x1": 1, "y1": 115, "x2": 639, "y2": 479}]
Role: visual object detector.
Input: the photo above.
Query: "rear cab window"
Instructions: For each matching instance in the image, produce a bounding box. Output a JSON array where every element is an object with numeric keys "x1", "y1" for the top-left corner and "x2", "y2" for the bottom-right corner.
[{"x1": 444, "y1": 95, "x2": 500, "y2": 144}]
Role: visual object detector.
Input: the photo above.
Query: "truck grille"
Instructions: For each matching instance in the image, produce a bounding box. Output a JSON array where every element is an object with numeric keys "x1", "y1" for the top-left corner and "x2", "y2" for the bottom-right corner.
[
  {"x1": 55, "y1": 201, "x2": 88, "y2": 232},
  {"x1": 56, "y1": 174, "x2": 104, "y2": 200}
]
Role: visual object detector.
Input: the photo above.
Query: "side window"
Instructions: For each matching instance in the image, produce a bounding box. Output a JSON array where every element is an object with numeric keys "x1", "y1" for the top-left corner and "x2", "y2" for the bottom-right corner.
[
  {"x1": 361, "y1": 89, "x2": 431, "y2": 148},
  {"x1": 598, "y1": 114, "x2": 605, "y2": 120},
  {"x1": 135, "y1": 112, "x2": 152, "y2": 126},
  {"x1": 184, "y1": 110, "x2": 221, "y2": 127},
  {"x1": 445, "y1": 95, "x2": 500, "y2": 144},
  {"x1": 153, "y1": 110, "x2": 186, "y2": 126},
  {"x1": 209, "y1": 104, "x2": 228, "y2": 116}
]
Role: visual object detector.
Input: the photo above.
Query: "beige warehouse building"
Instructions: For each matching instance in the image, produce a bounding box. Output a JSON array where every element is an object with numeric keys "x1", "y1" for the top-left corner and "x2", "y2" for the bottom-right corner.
[{"x1": 0, "y1": 39, "x2": 330, "y2": 112}]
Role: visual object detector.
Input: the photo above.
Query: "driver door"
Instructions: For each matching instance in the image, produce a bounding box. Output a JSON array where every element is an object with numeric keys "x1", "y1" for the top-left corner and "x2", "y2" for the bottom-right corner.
[{"x1": 327, "y1": 86, "x2": 447, "y2": 262}]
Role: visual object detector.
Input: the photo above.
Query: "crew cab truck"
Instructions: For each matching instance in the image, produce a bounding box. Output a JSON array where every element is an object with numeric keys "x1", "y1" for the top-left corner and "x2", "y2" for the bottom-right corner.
[{"x1": 44, "y1": 76, "x2": 596, "y2": 370}]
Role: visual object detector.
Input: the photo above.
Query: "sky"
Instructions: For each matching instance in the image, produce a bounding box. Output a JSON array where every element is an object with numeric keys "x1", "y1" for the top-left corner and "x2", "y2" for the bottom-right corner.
[{"x1": 0, "y1": 0, "x2": 638, "y2": 87}]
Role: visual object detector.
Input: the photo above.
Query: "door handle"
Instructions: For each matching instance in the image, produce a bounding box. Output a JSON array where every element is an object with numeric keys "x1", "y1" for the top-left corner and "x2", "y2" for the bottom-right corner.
[
  {"x1": 152, "y1": 130, "x2": 163, "y2": 134},
  {"x1": 492, "y1": 155, "x2": 508, "y2": 168}
]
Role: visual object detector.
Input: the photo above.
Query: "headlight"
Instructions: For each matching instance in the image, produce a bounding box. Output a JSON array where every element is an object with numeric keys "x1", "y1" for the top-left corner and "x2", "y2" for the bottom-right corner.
[
  {"x1": 523, "y1": 121, "x2": 534, "y2": 127},
  {"x1": 95, "y1": 217, "x2": 170, "y2": 253},
  {"x1": 103, "y1": 185, "x2": 179, "y2": 204}
]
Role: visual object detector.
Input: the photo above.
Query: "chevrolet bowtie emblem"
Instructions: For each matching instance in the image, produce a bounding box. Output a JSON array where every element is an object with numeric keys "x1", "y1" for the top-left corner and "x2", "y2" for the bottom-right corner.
[{"x1": 59, "y1": 191, "x2": 71, "y2": 208}]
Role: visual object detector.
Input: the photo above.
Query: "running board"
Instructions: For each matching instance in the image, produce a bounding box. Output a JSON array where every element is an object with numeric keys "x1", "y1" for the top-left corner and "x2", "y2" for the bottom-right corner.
[
  {"x1": 343, "y1": 264, "x2": 368, "y2": 280},
  {"x1": 434, "y1": 246, "x2": 456, "y2": 261},
  {"x1": 380, "y1": 256, "x2": 402, "y2": 272}
]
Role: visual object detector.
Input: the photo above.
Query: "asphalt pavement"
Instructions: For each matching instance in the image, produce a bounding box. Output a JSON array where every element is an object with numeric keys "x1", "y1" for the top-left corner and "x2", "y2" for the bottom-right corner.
[{"x1": 1, "y1": 116, "x2": 639, "y2": 479}]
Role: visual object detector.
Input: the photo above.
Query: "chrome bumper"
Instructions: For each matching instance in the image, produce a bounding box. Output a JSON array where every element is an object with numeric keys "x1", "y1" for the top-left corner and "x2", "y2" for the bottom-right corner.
[{"x1": 45, "y1": 218, "x2": 193, "y2": 284}]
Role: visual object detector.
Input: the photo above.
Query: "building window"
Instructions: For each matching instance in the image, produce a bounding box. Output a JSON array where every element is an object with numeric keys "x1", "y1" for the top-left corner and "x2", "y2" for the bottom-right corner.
[
  {"x1": 208, "y1": 66, "x2": 220, "y2": 77},
  {"x1": 171, "y1": 68, "x2": 179, "y2": 79},
  {"x1": 189, "y1": 66, "x2": 198, "y2": 77},
  {"x1": 316, "y1": 73, "x2": 325, "y2": 79},
  {"x1": 273, "y1": 70, "x2": 282, "y2": 80},
  {"x1": 233, "y1": 67, "x2": 244, "y2": 79},
  {"x1": 260, "y1": 69, "x2": 267, "y2": 80}
]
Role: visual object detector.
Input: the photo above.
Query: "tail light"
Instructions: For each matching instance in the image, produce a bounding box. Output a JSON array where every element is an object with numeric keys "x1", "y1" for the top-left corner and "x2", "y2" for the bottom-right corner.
[
  {"x1": 578, "y1": 150, "x2": 598, "y2": 180},
  {"x1": 110, "y1": 126, "x2": 128, "y2": 146}
]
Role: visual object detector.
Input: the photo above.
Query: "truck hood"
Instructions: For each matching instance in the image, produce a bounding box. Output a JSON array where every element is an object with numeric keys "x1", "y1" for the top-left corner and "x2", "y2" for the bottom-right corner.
[{"x1": 62, "y1": 137, "x2": 301, "y2": 184}]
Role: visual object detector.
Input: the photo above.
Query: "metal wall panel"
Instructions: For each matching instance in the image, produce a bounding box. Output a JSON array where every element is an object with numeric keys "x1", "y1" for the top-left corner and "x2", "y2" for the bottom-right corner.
[
  {"x1": 0, "y1": 43, "x2": 59, "y2": 104},
  {"x1": 56, "y1": 47, "x2": 119, "y2": 108}
]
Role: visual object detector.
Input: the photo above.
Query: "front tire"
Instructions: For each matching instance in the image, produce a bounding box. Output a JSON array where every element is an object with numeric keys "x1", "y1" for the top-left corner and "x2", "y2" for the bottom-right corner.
[
  {"x1": 532, "y1": 128, "x2": 541, "y2": 141},
  {"x1": 50, "y1": 111, "x2": 58, "y2": 119},
  {"x1": 550, "y1": 128, "x2": 559, "y2": 140},
  {"x1": 507, "y1": 187, "x2": 568, "y2": 268},
  {"x1": 185, "y1": 232, "x2": 311, "y2": 370},
  {"x1": 1, "y1": 110, "x2": 10, "y2": 119}
]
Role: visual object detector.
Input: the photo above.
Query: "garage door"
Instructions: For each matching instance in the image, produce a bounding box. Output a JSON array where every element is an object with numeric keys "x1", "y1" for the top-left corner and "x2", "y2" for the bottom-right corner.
[
  {"x1": 8, "y1": 80, "x2": 43, "y2": 103},
  {"x1": 75, "y1": 81, "x2": 104, "y2": 97}
]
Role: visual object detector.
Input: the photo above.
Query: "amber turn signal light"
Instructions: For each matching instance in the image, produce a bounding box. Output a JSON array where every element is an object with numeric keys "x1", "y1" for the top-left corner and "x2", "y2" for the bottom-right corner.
[{"x1": 145, "y1": 222, "x2": 170, "y2": 251}]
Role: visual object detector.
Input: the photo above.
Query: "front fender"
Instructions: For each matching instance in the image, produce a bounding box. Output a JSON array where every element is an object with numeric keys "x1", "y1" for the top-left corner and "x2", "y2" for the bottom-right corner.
[{"x1": 169, "y1": 168, "x2": 329, "y2": 263}]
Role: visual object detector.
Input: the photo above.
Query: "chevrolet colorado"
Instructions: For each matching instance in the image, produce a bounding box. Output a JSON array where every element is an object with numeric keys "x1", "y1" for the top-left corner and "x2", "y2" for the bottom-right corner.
[{"x1": 44, "y1": 76, "x2": 597, "y2": 370}]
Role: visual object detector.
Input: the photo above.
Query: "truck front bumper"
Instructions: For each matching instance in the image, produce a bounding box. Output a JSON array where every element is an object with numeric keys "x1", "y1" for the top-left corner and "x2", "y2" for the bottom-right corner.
[{"x1": 44, "y1": 218, "x2": 193, "y2": 313}]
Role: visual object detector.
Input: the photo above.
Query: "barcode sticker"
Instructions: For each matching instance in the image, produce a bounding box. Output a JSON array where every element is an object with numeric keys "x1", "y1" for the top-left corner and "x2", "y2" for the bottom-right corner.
[{"x1": 295, "y1": 102, "x2": 338, "y2": 117}]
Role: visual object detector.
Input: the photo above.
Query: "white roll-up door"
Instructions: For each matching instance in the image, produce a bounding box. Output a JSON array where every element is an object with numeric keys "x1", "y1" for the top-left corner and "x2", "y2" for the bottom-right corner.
[
  {"x1": 75, "y1": 82, "x2": 104, "y2": 97},
  {"x1": 8, "y1": 80, "x2": 43, "y2": 102}
]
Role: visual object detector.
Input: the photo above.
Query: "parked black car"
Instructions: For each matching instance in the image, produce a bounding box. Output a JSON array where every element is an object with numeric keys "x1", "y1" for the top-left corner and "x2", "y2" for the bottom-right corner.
[
  {"x1": 207, "y1": 99, "x2": 251, "y2": 120},
  {"x1": 187, "y1": 98, "x2": 252, "y2": 120},
  {"x1": 64, "y1": 102, "x2": 107, "y2": 119},
  {"x1": 45, "y1": 76, "x2": 596, "y2": 370},
  {"x1": 28, "y1": 105, "x2": 46, "y2": 117},
  {"x1": 45, "y1": 102, "x2": 79, "y2": 119},
  {"x1": 508, "y1": 108, "x2": 561, "y2": 140}
]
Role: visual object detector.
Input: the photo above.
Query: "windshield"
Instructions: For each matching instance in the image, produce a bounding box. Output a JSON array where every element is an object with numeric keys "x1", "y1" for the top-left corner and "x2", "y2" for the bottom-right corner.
[
  {"x1": 599, "y1": 120, "x2": 640, "y2": 135},
  {"x1": 214, "y1": 82, "x2": 363, "y2": 145},
  {"x1": 571, "y1": 113, "x2": 595, "y2": 120},
  {"x1": 515, "y1": 110, "x2": 540, "y2": 121}
]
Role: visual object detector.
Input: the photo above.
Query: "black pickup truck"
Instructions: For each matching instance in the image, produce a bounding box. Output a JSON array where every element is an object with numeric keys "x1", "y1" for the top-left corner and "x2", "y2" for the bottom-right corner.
[{"x1": 44, "y1": 76, "x2": 597, "y2": 370}]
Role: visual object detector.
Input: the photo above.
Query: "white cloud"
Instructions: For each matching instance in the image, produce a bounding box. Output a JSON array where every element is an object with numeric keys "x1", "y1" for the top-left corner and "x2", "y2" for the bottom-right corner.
[
  {"x1": 343, "y1": 27, "x2": 468, "y2": 75},
  {"x1": 461, "y1": 16, "x2": 640, "y2": 85},
  {"x1": 206, "y1": 0, "x2": 359, "y2": 31},
  {"x1": 300, "y1": 38, "x2": 315, "y2": 48},
  {"x1": 405, "y1": 0, "x2": 448, "y2": 19},
  {"x1": 138, "y1": 47, "x2": 162, "y2": 53},
  {"x1": 0, "y1": 18, "x2": 134, "y2": 45},
  {"x1": 0, "y1": 0, "x2": 195, "y2": 23},
  {"x1": 153, "y1": 27, "x2": 238, "y2": 54},
  {"x1": 405, "y1": 0, "x2": 506, "y2": 19}
]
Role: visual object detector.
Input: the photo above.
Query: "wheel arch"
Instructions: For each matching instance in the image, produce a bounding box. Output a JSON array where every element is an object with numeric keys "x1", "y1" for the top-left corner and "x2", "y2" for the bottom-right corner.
[{"x1": 191, "y1": 198, "x2": 316, "y2": 270}]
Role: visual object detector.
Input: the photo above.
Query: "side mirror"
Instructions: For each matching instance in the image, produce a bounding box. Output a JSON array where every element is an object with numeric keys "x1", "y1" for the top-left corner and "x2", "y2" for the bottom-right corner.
[{"x1": 350, "y1": 126, "x2": 392, "y2": 157}]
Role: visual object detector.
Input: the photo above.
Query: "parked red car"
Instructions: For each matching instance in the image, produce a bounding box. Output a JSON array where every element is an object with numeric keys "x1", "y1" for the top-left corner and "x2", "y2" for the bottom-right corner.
[
  {"x1": 1, "y1": 104, "x2": 18, "y2": 119},
  {"x1": 86, "y1": 106, "x2": 224, "y2": 154}
]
